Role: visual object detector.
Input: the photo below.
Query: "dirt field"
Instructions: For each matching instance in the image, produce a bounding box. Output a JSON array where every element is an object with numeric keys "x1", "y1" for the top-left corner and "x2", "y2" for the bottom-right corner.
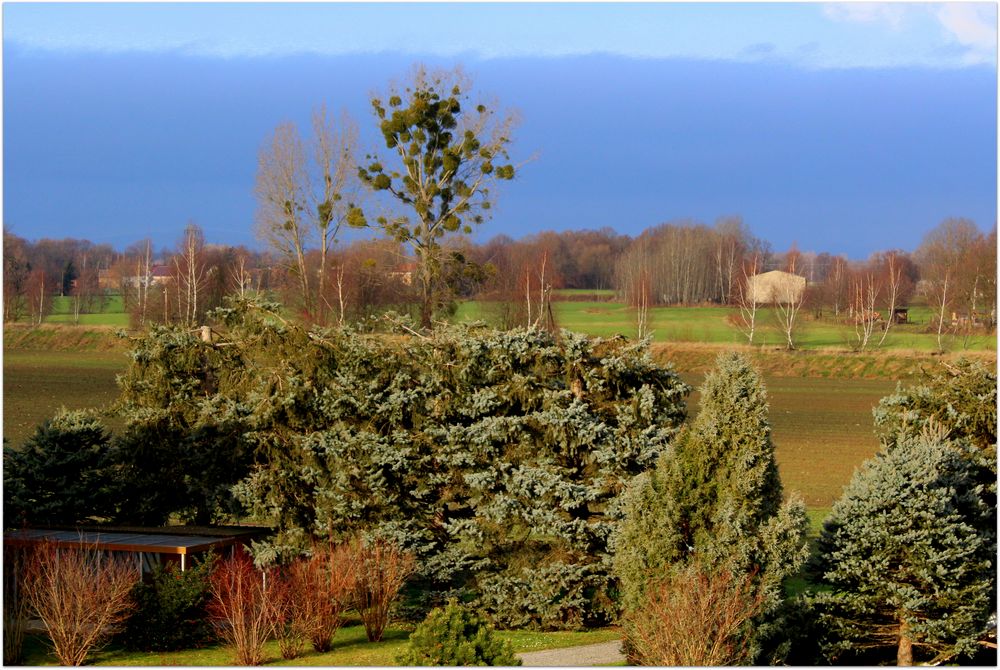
[{"x1": 2, "y1": 350, "x2": 125, "y2": 447}]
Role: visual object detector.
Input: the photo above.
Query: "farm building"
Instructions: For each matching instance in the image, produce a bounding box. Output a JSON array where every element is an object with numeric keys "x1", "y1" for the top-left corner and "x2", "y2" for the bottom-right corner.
[
  {"x1": 3, "y1": 525, "x2": 266, "y2": 575},
  {"x1": 747, "y1": 270, "x2": 806, "y2": 305}
]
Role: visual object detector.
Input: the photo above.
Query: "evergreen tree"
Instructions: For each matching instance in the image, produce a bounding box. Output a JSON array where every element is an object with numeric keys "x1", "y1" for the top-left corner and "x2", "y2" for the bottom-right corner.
[
  {"x1": 812, "y1": 427, "x2": 995, "y2": 665},
  {"x1": 3, "y1": 410, "x2": 116, "y2": 526},
  {"x1": 613, "y1": 352, "x2": 808, "y2": 662},
  {"x1": 113, "y1": 324, "x2": 255, "y2": 525},
  {"x1": 873, "y1": 358, "x2": 996, "y2": 454},
  {"x1": 117, "y1": 297, "x2": 690, "y2": 628}
]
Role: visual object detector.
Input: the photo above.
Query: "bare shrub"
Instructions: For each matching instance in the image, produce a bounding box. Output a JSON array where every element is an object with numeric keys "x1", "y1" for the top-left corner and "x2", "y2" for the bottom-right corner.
[
  {"x1": 350, "y1": 537, "x2": 415, "y2": 642},
  {"x1": 273, "y1": 542, "x2": 359, "y2": 658},
  {"x1": 3, "y1": 546, "x2": 30, "y2": 665},
  {"x1": 207, "y1": 550, "x2": 281, "y2": 666},
  {"x1": 21, "y1": 541, "x2": 138, "y2": 666},
  {"x1": 625, "y1": 563, "x2": 765, "y2": 666}
]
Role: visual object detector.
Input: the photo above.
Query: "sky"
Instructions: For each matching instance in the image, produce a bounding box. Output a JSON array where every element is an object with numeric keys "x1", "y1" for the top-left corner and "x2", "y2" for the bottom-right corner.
[{"x1": 2, "y1": 2, "x2": 997, "y2": 258}]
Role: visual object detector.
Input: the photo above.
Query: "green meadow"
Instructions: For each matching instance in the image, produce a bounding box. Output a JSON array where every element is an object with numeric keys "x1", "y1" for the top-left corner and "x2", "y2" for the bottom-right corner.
[{"x1": 456, "y1": 299, "x2": 996, "y2": 352}]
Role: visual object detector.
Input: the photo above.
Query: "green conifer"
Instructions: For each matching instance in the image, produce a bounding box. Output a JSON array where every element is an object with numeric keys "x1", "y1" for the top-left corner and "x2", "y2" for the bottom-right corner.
[
  {"x1": 613, "y1": 352, "x2": 808, "y2": 662},
  {"x1": 813, "y1": 427, "x2": 995, "y2": 665}
]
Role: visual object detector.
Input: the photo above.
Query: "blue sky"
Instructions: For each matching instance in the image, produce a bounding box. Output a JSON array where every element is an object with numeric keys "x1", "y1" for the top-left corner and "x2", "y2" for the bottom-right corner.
[{"x1": 3, "y1": 2, "x2": 997, "y2": 257}]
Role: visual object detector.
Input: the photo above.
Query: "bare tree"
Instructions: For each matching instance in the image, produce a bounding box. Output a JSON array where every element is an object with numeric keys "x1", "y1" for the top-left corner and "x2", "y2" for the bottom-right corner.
[
  {"x1": 22, "y1": 541, "x2": 138, "y2": 666},
  {"x1": 915, "y1": 218, "x2": 983, "y2": 352},
  {"x1": 734, "y1": 253, "x2": 762, "y2": 345},
  {"x1": 172, "y1": 222, "x2": 207, "y2": 327},
  {"x1": 3, "y1": 230, "x2": 30, "y2": 323},
  {"x1": 26, "y1": 268, "x2": 49, "y2": 326},
  {"x1": 876, "y1": 251, "x2": 906, "y2": 347},
  {"x1": 255, "y1": 111, "x2": 359, "y2": 324},
  {"x1": 850, "y1": 271, "x2": 882, "y2": 351},
  {"x1": 773, "y1": 273, "x2": 806, "y2": 350}
]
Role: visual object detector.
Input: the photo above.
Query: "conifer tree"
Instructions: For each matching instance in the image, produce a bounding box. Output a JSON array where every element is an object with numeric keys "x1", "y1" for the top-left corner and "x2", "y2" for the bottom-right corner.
[
  {"x1": 116, "y1": 297, "x2": 689, "y2": 627},
  {"x1": 812, "y1": 427, "x2": 995, "y2": 665},
  {"x1": 613, "y1": 352, "x2": 808, "y2": 662},
  {"x1": 3, "y1": 410, "x2": 116, "y2": 526}
]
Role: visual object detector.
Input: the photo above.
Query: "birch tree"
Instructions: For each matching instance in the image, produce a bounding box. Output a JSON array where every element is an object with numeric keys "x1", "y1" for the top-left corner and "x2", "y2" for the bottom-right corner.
[{"x1": 255, "y1": 109, "x2": 359, "y2": 324}]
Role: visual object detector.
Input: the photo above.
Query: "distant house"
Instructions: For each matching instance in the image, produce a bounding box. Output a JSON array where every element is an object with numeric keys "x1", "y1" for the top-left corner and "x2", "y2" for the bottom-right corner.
[
  {"x1": 120, "y1": 263, "x2": 173, "y2": 289},
  {"x1": 388, "y1": 262, "x2": 417, "y2": 286},
  {"x1": 747, "y1": 270, "x2": 806, "y2": 305}
]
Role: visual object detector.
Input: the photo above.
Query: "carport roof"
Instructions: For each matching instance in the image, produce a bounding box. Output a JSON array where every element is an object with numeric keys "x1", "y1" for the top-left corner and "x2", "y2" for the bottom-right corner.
[{"x1": 4, "y1": 526, "x2": 265, "y2": 555}]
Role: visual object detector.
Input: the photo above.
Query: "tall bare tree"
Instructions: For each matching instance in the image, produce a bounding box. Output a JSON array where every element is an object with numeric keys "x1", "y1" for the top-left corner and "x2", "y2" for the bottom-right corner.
[
  {"x1": 850, "y1": 270, "x2": 881, "y2": 351},
  {"x1": 734, "y1": 253, "x2": 762, "y2": 345},
  {"x1": 3, "y1": 230, "x2": 29, "y2": 323},
  {"x1": 172, "y1": 222, "x2": 207, "y2": 327},
  {"x1": 916, "y1": 218, "x2": 983, "y2": 351},
  {"x1": 255, "y1": 110, "x2": 359, "y2": 324}
]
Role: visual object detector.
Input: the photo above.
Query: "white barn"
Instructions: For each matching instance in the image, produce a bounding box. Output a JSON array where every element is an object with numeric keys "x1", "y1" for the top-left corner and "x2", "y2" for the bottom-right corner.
[{"x1": 747, "y1": 270, "x2": 806, "y2": 305}]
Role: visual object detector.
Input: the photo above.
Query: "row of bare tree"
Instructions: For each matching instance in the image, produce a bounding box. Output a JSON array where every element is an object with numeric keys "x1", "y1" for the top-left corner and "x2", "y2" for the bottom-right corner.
[{"x1": 4, "y1": 217, "x2": 995, "y2": 343}]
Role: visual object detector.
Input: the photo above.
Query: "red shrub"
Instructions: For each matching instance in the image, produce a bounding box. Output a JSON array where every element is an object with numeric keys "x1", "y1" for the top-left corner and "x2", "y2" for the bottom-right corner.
[
  {"x1": 207, "y1": 550, "x2": 280, "y2": 666},
  {"x1": 625, "y1": 563, "x2": 765, "y2": 666},
  {"x1": 350, "y1": 537, "x2": 415, "y2": 642}
]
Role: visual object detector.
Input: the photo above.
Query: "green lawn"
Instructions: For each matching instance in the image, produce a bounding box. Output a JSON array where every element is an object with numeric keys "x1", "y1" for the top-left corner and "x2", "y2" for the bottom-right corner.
[
  {"x1": 27, "y1": 294, "x2": 131, "y2": 326},
  {"x1": 19, "y1": 623, "x2": 621, "y2": 666}
]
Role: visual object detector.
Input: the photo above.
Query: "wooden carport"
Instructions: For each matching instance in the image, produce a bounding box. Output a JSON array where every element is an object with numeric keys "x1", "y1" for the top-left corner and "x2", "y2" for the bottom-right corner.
[{"x1": 4, "y1": 526, "x2": 267, "y2": 575}]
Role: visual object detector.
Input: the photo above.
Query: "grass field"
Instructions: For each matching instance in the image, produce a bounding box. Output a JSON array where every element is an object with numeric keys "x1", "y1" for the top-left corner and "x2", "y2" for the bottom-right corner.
[
  {"x1": 18, "y1": 621, "x2": 622, "y2": 666},
  {"x1": 37, "y1": 295, "x2": 131, "y2": 327},
  {"x1": 455, "y1": 300, "x2": 997, "y2": 352}
]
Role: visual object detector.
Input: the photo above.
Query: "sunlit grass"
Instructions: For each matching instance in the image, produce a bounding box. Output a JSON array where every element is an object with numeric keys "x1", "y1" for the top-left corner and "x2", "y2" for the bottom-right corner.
[
  {"x1": 19, "y1": 623, "x2": 621, "y2": 666},
  {"x1": 456, "y1": 299, "x2": 996, "y2": 352}
]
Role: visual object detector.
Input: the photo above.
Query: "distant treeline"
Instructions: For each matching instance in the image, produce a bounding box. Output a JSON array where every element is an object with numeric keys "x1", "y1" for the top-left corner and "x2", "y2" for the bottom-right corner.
[{"x1": 3, "y1": 216, "x2": 995, "y2": 334}]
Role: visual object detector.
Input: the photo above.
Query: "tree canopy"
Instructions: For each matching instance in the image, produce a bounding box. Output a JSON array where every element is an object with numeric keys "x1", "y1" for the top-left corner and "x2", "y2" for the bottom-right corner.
[
  {"x1": 356, "y1": 67, "x2": 518, "y2": 328},
  {"x1": 113, "y1": 297, "x2": 689, "y2": 628}
]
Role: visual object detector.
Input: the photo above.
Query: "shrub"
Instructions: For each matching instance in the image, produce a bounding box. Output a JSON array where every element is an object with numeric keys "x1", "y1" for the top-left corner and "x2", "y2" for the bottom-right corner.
[
  {"x1": 273, "y1": 542, "x2": 358, "y2": 658},
  {"x1": 207, "y1": 550, "x2": 281, "y2": 666},
  {"x1": 625, "y1": 562, "x2": 765, "y2": 666},
  {"x1": 397, "y1": 599, "x2": 520, "y2": 666},
  {"x1": 21, "y1": 540, "x2": 138, "y2": 666},
  {"x1": 3, "y1": 546, "x2": 29, "y2": 665},
  {"x1": 118, "y1": 559, "x2": 215, "y2": 651},
  {"x1": 352, "y1": 537, "x2": 415, "y2": 642}
]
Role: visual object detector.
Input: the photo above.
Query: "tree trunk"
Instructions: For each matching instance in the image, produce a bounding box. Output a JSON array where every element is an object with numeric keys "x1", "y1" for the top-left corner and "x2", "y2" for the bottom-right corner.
[{"x1": 897, "y1": 620, "x2": 913, "y2": 666}]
